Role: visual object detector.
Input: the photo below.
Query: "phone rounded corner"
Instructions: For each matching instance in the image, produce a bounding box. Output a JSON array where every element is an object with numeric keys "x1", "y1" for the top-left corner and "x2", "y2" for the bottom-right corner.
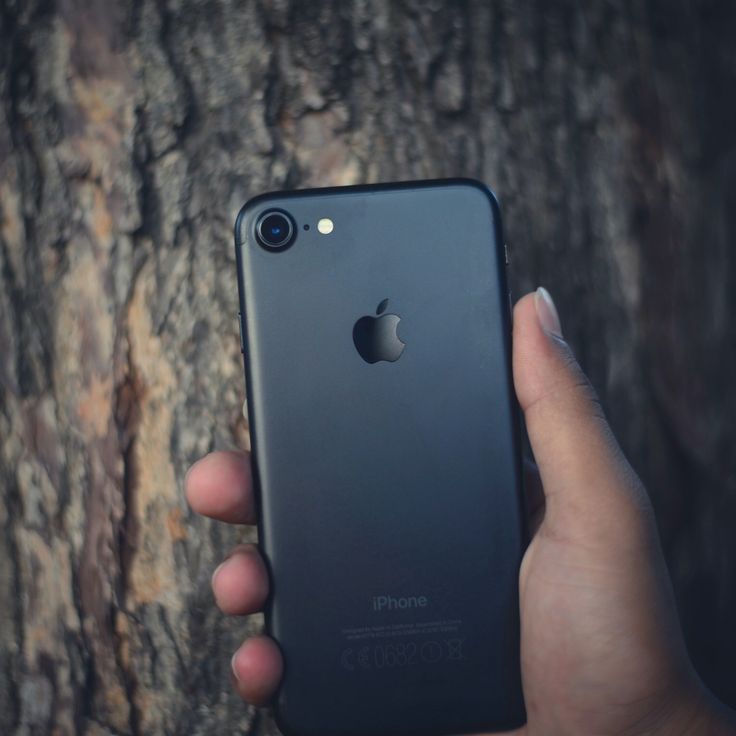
[
  {"x1": 234, "y1": 192, "x2": 280, "y2": 247},
  {"x1": 270, "y1": 699, "x2": 315, "y2": 736},
  {"x1": 233, "y1": 202, "x2": 250, "y2": 248},
  {"x1": 455, "y1": 176, "x2": 502, "y2": 212},
  {"x1": 450, "y1": 180, "x2": 506, "y2": 268},
  {"x1": 499, "y1": 709, "x2": 527, "y2": 733}
]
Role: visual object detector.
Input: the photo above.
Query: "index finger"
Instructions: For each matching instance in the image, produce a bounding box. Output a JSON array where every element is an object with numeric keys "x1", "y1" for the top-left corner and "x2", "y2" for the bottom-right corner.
[{"x1": 185, "y1": 451, "x2": 256, "y2": 524}]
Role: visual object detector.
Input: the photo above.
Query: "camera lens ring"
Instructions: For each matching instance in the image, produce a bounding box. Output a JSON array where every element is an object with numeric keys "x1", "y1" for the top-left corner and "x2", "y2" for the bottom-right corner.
[{"x1": 255, "y1": 210, "x2": 295, "y2": 251}]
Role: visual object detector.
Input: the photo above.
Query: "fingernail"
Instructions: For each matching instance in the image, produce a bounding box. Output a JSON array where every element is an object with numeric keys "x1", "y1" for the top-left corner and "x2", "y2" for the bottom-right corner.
[
  {"x1": 231, "y1": 651, "x2": 241, "y2": 682},
  {"x1": 535, "y1": 286, "x2": 563, "y2": 339},
  {"x1": 211, "y1": 560, "x2": 226, "y2": 587},
  {"x1": 184, "y1": 456, "x2": 202, "y2": 489}
]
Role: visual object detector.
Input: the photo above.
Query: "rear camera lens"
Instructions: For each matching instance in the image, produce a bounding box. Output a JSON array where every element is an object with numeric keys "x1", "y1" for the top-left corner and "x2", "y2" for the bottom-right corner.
[{"x1": 255, "y1": 211, "x2": 295, "y2": 250}]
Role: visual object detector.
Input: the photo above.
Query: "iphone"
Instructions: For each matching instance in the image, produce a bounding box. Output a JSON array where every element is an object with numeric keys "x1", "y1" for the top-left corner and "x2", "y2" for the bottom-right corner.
[{"x1": 234, "y1": 179, "x2": 526, "y2": 735}]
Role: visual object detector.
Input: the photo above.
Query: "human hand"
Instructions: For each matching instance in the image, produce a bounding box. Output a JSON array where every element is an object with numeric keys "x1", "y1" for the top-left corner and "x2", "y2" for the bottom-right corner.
[
  {"x1": 505, "y1": 289, "x2": 734, "y2": 735},
  {"x1": 185, "y1": 288, "x2": 735, "y2": 735}
]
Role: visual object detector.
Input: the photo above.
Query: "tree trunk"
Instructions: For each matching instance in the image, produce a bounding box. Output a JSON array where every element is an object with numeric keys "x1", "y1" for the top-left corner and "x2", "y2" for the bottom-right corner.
[{"x1": 1, "y1": 1, "x2": 735, "y2": 733}]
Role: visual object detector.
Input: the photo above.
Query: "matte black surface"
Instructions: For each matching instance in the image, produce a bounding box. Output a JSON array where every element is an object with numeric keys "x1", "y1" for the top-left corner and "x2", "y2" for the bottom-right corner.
[{"x1": 234, "y1": 179, "x2": 526, "y2": 736}]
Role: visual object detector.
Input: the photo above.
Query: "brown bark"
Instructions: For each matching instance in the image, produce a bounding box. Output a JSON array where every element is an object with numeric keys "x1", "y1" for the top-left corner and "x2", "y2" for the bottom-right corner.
[{"x1": 1, "y1": 1, "x2": 735, "y2": 733}]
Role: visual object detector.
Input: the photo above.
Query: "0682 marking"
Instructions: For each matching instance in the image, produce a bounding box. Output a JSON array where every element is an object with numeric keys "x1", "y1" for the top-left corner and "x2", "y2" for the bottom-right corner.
[{"x1": 372, "y1": 642, "x2": 417, "y2": 668}]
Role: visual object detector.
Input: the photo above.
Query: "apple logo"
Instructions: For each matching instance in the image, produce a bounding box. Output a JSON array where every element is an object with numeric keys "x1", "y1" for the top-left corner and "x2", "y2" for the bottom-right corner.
[{"x1": 352, "y1": 298, "x2": 406, "y2": 364}]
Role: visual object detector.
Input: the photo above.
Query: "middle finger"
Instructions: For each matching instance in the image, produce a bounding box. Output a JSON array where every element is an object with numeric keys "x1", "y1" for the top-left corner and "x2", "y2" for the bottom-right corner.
[{"x1": 212, "y1": 543, "x2": 269, "y2": 615}]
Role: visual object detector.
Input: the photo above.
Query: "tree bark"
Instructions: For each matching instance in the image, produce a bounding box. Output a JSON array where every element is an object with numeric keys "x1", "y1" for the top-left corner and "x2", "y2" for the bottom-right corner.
[{"x1": 1, "y1": 1, "x2": 735, "y2": 733}]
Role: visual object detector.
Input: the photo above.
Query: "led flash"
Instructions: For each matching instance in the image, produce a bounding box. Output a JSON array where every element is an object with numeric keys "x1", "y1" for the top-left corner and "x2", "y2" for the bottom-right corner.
[{"x1": 317, "y1": 218, "x2": 334, "y2": 234}]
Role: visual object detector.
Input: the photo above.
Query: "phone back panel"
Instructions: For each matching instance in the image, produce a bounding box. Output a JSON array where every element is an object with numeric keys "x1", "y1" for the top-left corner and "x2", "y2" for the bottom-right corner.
[{"x1": 235, "y1": 180, "x2": 526, "y2": 736}]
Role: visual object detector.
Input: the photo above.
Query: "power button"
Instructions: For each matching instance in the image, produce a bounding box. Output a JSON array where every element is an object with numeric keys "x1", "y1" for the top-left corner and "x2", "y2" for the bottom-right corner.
[{"x1": 238, "y1": 312, "x2": 245, "y2": 354}]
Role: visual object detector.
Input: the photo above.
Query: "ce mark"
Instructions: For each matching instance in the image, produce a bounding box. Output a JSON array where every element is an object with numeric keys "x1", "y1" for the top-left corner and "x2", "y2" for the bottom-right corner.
[{"x1": 340, "y1": 646, "x2": 371, "y2": 671}]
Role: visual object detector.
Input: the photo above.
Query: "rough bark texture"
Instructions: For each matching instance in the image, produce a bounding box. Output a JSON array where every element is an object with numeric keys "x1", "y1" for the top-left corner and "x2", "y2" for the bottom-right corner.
[{"x1": 1, "y1": 1, "x2": 735, "y2": 733}]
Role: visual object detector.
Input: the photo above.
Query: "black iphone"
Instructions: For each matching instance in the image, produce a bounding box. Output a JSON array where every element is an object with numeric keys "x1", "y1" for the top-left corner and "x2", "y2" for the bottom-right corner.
[{"x1": 234, "y1": 179, "x2": 526, "y2": 736}]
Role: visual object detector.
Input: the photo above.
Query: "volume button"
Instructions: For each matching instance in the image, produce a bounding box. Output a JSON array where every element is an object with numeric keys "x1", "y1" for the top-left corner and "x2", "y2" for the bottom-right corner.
[{"x1": 238, "y1": 312, "x2": 245, "y2": 354}]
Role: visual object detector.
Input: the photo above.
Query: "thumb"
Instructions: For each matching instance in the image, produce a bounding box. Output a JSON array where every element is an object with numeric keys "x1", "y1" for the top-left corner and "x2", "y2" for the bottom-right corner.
[{"x1": 513, "y1": 288, "x2": 652, "y2": 540}]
